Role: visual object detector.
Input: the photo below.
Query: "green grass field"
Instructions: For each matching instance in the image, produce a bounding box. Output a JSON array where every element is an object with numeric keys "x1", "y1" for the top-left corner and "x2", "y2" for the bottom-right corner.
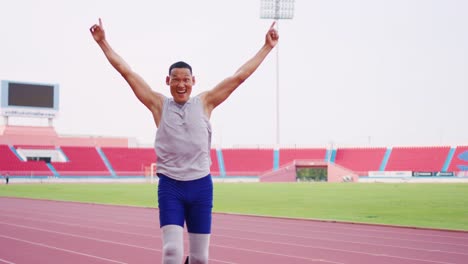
[{"x1": 1, "y1": 182, "x2": 467, "y2": 231}]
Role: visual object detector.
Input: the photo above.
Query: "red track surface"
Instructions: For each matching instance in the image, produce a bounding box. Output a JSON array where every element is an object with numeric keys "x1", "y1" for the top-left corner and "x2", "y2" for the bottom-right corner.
[{"x1": 0, "y1": 197, "x2": 467, "y2": 264}]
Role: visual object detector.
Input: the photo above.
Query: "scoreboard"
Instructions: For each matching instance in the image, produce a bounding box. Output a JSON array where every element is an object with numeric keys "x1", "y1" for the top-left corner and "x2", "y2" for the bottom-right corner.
[{"x1": 1, "y1": 80, "x2": 59, "y2": 118}]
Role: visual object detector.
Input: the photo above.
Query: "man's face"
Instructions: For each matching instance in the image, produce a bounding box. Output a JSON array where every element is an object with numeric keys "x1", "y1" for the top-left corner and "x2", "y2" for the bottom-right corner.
[{"x1": 166, "y1": 68, "x2": 195, "y2": 104}]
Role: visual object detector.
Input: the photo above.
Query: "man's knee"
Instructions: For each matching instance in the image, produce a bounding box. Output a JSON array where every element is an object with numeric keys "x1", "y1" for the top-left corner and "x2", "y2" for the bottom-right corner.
[
  {"x1": 163, "y1": 242, "x2": 183, "y2": 259},
  {"x1": 162, "y1": 225, "x2": 184, "y2": 263}
]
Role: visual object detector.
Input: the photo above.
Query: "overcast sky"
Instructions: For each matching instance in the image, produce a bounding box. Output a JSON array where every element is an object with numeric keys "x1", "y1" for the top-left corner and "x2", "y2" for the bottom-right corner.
[{"x1": 1, "y1": 0, "x2": 467, "y2": 148}]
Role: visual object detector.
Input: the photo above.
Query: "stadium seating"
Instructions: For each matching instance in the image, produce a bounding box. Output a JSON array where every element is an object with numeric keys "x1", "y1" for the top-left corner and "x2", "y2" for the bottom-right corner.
[
  {"x1": 222, "y1": 148, "x2": 273, "y2": 176},
  {"x1": 334, "y1": 147, "x2": 386, "y2": 175},
  {"x1": 0, "y1": 144, "x2": 53, "y2": 176},
  {"x1": 2, "y1": 123, "x2": 467, "y2": 179},
  {"x1": 102, "y1": 147, "x2": 220, "y2": 176},
  {"x1": 279, "y1": 148, "x2": 327, "y2": 166},
  {"x1": 51, "y1": 146, "x2": 111, "y2": 176},
  {"x1": 101, "y1": 147, "x2": 156, "y2": 176},
  {"x1": 385, "y1": 146, "x2": 451, "y2": 172}
]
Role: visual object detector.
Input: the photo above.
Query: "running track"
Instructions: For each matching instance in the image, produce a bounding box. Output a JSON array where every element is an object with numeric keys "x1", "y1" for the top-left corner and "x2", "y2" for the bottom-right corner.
[{"x1": 0, "y1": 197, "x2": 467, "y2": 264}]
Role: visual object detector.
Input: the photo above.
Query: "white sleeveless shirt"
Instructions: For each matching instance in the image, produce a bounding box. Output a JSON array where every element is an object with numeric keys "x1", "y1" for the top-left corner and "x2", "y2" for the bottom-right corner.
[{"x1": 155, "y1": 95, "x2": 212, "y2": 181}]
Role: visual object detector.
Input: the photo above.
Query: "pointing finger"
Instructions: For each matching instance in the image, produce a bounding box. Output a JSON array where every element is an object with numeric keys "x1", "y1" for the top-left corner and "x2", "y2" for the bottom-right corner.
[{"x1": 270, "y1": 21, "x2": 276, "y2": 30}]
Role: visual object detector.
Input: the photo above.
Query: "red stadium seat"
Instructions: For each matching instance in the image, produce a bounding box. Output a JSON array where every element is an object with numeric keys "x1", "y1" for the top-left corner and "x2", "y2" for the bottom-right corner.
[
  {"x1": 385, "y1": 146, "x2": 450, "y2": 172},
  {"x1": 51, "y1": 146, "x2": 111, "y2": 176},
  {"x1": 101, "y1": 147, "x2": 156, "y2": 176},
  {"x1": 222, "y1": 148, "x2": 273, "y2": 176},
  {"x1": 335, "y1": 147, "x2": 386, "y2": 175},
  {"x1": 0, "y1": 144, "x2": 54, "y2": 176}
]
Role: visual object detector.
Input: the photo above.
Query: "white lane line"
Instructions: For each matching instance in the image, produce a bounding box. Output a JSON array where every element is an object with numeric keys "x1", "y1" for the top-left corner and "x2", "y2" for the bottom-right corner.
[
  {"x1": 0, "y1": 200, "x2": 157, "y2": 222},
  {"x1": 1, "y1": 212, "x2": 465, "y2": 263},
  {"x1": 0, "y1": 257, "x2": 15, "y2": 264},
  {"x1": 0, "y1": 221, "x2": 160, "y2": 252},
  {"x1": 211, "y1": 235, "x2": 456, "y2": 264},
  {"x1": 0, "y1": 201, "x2": 460, "y2": 263},
  {"x1": 0, "y1": 208, "x2": 159, "y2": 231},
  {"x1": 215, "y1": 225, "x2": 468, "y2": 249},
  {"x1": 214, "y1": 241, "x2": 345, "y2": 264},
  {"x1": 2, "y1": 209, "x2": 467, "y2": 252},
  {"x1": 214, "y1": 216, "x2": 468, "y2": 241},
  {"x1": 1, "y1": 197, "x2": 467, "y2": 242},
  {"x1": 213, "y1": 227, "x2": 468, "y2": 256},
  {"x1": 0, "y1": 212, "x2": 160, "y2": 240},
  {"x1": 3, "y1": 205, "x2": 467, "y2": 252},
  {"x1": 0, "y1": 222, "x2": 230, "y2": 264},
  {"x1": 0, "y1": 234, "x2": 126, "y2": 264},
  {"x1": 0, "y1": 221, "x2": 329, "y2": 263}
]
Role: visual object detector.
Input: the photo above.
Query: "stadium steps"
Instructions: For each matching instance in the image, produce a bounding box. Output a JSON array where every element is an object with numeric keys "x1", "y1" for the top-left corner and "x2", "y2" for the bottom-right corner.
[
  {"x1": 273, "y1": 149, "x2": 279, "y2": 171},
  {"x1": 325, "y1": 149, "x2": 332, "y2": 162},
  {"x1": 9, "y1": 145, "x2": 23, "y2": 160},
  {"x1": 447, "y1": 146, "x2": 468, "y2": 172},
  {"x1": 46, "y1": 163, "x2": 60, "y2": 177},
  {"x1": 379, "y1": 148, "x2": 392, "y2": 171},
  {"x1": 442, "y1": 147, "x2": 456, "y2": 172},
  {"x1": 329, "y1": 149, "x2": 337, "y2": 163},
  {"x1": 215, "y1": 148, "x2": 226, "y2": 177},
  {"x1": 97, "y1": 147, "x2": 116, "y2": 177}
]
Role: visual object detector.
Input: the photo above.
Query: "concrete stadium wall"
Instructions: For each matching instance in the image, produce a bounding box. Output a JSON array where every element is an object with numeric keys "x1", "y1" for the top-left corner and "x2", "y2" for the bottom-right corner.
[
  {"x1": 260, "y1": 162, "x2": 297, "y2": 182},
  {"x1": 327, "y1": 163, "x2": 359, "y2": 183},
  {"x1": 0, "y1": 125, "x2": 129, "y2": 147}
]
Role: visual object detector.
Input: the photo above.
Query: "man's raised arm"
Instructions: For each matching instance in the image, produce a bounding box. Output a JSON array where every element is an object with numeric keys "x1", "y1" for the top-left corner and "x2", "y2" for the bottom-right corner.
[
  {"x1": 89, "y1": 18, "x2": 163, "y2": 125},
  {"x1": 202, "y1": 22, "x2": 279, "y2": 117}
]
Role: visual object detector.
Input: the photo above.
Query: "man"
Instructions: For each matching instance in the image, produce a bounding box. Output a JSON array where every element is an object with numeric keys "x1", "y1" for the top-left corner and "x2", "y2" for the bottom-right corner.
[{"x1": 90, "y1": 18, "x2": 278, "y2": 264}]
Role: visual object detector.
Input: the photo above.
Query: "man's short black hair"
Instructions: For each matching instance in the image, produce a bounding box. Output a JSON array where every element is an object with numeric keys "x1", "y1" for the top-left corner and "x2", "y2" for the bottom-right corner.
[{"x1": 169, "y1": 61, "x2": 192, "y2": 75}]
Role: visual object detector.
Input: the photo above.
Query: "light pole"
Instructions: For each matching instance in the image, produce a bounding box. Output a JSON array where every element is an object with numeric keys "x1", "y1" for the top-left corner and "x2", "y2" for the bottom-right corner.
[{"x1": 260, "y1": 0, "x2": 295, "y2": 147}]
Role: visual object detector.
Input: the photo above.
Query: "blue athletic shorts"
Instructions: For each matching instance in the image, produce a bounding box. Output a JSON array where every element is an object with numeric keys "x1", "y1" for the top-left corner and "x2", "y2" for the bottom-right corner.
[{"x1": 157, "y1": 173, "x2": 213, "y2": 234}]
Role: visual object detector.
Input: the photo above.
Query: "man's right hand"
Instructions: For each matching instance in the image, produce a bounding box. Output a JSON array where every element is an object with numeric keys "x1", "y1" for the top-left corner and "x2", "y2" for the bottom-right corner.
[{"x1": 89, "y1": 18, "x2": 105, "y2": 43}]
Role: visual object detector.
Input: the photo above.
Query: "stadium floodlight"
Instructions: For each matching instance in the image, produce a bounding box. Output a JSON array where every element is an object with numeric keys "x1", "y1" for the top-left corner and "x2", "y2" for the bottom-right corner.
[{"x1": 260, "y1": 0, "x2": 295, "y2": 150}]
